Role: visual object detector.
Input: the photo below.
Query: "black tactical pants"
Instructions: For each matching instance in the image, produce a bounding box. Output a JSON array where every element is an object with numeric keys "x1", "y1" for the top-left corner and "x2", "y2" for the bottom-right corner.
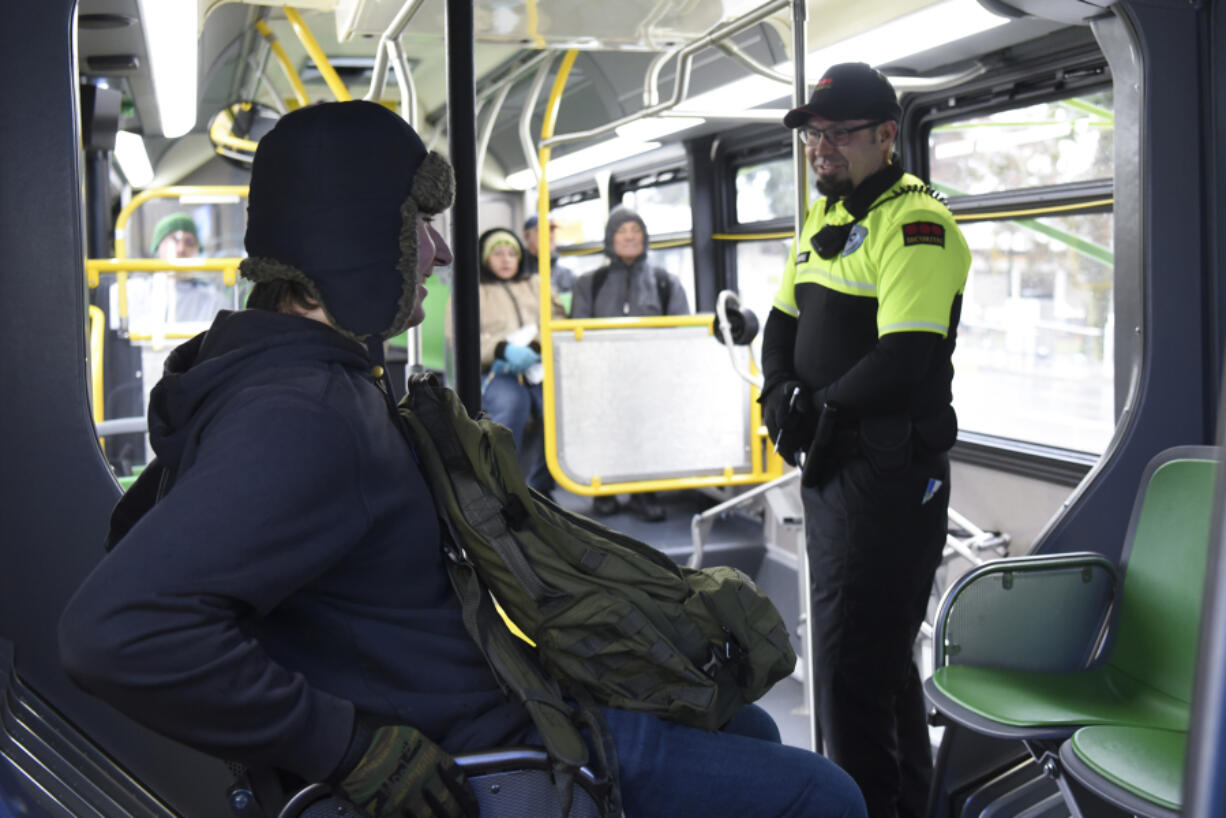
[{"x1": 802, "y1": 448, "x2": 950, "y2": 818}]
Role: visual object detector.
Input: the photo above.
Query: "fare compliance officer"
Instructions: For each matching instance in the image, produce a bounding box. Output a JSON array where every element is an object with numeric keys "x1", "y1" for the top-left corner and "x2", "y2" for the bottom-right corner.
[{"x1": 759, "y1": 63, "x2": 970, "y2": 818}]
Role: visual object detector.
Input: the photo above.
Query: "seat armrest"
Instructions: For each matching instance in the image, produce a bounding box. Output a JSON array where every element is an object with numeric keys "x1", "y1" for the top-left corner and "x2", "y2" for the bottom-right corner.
[
  {"x1": 933, "y1": 552, "x2": 1117, "y2": 672},
  {"x1": 275, "y1": 747, "x2": 605, "y2": 818}
]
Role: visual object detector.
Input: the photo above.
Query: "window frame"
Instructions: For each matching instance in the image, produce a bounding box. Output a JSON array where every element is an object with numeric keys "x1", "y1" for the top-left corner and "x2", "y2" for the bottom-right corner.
[{"x1": 905, "y1": 61, "x2": 1114, "y2": 478}]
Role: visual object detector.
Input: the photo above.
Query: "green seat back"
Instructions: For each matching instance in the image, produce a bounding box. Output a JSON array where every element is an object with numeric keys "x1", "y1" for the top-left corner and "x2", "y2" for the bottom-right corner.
[
  {"x1": 1108, "y1": 454, "x2": 1218, "y2": 703},
  {"x1": 387, "y1": 278, "x2": 451, "y2": 374}
]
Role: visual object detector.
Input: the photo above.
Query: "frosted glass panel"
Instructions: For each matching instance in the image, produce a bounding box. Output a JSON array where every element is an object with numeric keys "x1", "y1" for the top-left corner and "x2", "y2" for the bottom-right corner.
[{"x1": 552, "y1": 327, "x2": 751, "y2": 484}]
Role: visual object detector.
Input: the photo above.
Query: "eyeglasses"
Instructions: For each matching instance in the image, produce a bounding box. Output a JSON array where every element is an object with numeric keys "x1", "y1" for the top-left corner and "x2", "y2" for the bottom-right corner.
[{"x1": 798, "y1": 121, "x2": 884, "y2": 147}]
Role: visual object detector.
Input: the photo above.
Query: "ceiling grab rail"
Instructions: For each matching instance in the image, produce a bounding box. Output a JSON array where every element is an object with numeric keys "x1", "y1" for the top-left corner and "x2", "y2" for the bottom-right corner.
[
  {"x1": 283, "y1": 6, "x2": 350, "y2": 101},
  {"x1": 518, "y1": 53, "x2": 557, "y2": 189},
  {"x1": 476, "y1": 81, "x2": 514, "y2": 187},
  {"x1": 716, "y1": 39, "x2": 792, "y2": 84},
  {"x1": 542, "y1": 0, "x2": 789, "y2": 150},
  {"x1": 362, "y1": 0, "x2": 427, "y2": 124},
  {"x1": 254, "y1": 18, "x2": 309, "y2": 109}
]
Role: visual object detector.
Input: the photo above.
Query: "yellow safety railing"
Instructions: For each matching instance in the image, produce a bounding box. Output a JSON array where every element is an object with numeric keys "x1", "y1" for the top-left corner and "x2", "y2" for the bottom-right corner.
[
  {"x1": 253, "y1": 8, "x2": 352, "y2": 112},
  {"x1": 85, "y1": 186, "x2": 248, "y2": 336},
  {"x1": 536, "y1": 51, "x2": 784, "y2": 497},
  {"x1": 88, "y1": 305, "x2": 106, "y2": 429},
  {"x1": 256, "y1": 18, "x2": 309, "y2": 109},
  {"x1": 284, "y1": 7, "x2": 351, "y2": 101}
]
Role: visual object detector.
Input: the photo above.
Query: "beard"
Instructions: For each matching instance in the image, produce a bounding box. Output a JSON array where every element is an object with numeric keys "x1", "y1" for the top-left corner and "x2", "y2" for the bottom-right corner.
[{"x1": 816, "y1": 172, "x2": 854, "y2": 199}]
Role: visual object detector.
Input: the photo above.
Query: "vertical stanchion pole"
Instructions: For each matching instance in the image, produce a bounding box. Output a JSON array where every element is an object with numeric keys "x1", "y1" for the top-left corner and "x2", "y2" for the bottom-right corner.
[
  {"x1": 445, "y1": 0, "x2": 481, "y2": 415},
  {"x1": 790, "y1": 0, "x2": 819, "y2": 756}
]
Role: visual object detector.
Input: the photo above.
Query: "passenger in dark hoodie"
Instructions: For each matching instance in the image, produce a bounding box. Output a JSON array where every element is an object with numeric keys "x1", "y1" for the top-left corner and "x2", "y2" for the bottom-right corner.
[
  {"x1": 59, "y1": 102, "x2": 867, "y2": 818},
  {"x1": 58, "y1": 102, "x2": 504, "y2": 817}
]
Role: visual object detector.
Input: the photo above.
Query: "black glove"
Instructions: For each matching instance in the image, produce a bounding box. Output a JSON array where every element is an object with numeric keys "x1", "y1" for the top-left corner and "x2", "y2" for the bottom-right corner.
[
  {"x1": 332, "y1": 722, "x2": 480, "y2": 818},
  {"x1": 760, "y1": 379, "x2": 818, "y2": 467}
]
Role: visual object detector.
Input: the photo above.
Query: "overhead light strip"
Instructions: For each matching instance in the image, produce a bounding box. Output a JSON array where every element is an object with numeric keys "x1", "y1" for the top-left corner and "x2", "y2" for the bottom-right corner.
[{"x1": 136, "y1": 0, "x2": 197, "y2": 137}]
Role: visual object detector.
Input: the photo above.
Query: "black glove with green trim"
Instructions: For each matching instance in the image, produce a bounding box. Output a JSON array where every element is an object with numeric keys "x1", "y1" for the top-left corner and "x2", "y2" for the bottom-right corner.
[{"x1": 332, "y1": 721, "x2": 480, "y2": 818}]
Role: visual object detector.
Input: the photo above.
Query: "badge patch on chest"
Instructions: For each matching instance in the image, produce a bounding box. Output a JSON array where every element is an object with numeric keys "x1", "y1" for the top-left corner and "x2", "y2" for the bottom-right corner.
[
  {"x1": 841, "y1": 224, "x2": 868, "y2": 256},
  {"x1": 796, "y1": 251, "x2": 810, "y2": 263},
  {"x1": 902, "y1": 221, "x2": 945, "y2": 248}
]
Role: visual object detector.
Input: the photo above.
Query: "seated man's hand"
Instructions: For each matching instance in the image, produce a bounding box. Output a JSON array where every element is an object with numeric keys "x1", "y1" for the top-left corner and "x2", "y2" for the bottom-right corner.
[
  {"x1": 333, "y1": 723, "x2": 480, "y2": 818},
  {"x1": 761, "y1": 379, "x2": 817, "y2": 467}
]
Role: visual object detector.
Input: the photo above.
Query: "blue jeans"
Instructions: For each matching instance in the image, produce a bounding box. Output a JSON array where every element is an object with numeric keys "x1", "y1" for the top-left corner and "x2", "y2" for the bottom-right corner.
[
  {"x1": 528, "y1": 705, "x2": 866, "y2": 818},
  {"x1": 482, "y1": 372, "x2": 554, "y2": 493}
]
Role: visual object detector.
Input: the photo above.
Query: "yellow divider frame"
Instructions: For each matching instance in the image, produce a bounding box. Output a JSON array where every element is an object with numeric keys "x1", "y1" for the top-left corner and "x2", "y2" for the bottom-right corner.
[
  {"x1": 85, "y1": 186, "x2": 249, "y2": 335},
  {"x1": 88, "y1": 305, "x2": 105, "y2": 432},
  {"x1": 536, "y1": 51, "x2": 783, "y2": 497}
]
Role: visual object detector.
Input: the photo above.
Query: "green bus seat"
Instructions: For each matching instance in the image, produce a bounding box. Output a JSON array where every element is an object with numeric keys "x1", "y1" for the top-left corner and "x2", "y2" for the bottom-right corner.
[
  {"x1": 1058, "y1": 725, "x2": 1184, "y2": 817},
  {"x1": 925, "y1": 446, "x2": 1218, "y2": 740},
  {"x1": 924, "y1": 446, "x2": 1217, "y2": 817}
]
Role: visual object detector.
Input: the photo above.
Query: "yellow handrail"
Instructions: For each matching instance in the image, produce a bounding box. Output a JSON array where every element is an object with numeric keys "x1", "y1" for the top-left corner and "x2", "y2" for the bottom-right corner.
[
  {"x1": 538, "y1": 50, "x2": 578, "y2": 493},
  {"x1": 209, "y1": 103, "x2": 261, "y2": 155},
  {"x1": 256, "y1": 18, "x2": 309, "y2": 109},
  {"x1": 88, "y1": 186, "x2": 250, "y2": 331},
  {"x1": 88, "y1": 305, "x2": 105, "y2": 428},
  {"x1": 535, "y1": 51, "x2": 783, "y2": 496},
  {"x1": 284, "y1": 6, "x2": 351, "y2": 102},
  {"x1": 87, "y1": 257, "x2": 245, "y2": 288}
]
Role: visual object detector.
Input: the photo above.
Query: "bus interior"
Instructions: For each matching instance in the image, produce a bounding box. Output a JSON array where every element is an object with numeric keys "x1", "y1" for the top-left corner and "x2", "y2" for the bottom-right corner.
[{"x1": 3, "y1": 1, "x2": 1226, "y2": 816}]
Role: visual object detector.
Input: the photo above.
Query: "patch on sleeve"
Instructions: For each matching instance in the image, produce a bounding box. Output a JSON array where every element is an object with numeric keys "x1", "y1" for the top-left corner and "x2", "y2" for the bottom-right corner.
[
  {"x1": 901, "y1": 221, "x2": 945, "y2": 248},
  {"x1": 795, "y1": 251, "x2": 810, "y2": 263}
]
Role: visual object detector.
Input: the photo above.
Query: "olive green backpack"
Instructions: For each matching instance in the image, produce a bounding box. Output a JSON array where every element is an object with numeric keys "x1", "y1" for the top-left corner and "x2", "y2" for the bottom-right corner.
[{"x1": 397, "y1": 375, "x2": 796, "y2": 810}]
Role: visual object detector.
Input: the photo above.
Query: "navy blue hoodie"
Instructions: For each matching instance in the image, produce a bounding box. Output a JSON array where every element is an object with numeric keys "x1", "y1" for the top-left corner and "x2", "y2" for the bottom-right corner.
[{"x1": 59, "y1": 309, "x2": 527, "y2": 782}]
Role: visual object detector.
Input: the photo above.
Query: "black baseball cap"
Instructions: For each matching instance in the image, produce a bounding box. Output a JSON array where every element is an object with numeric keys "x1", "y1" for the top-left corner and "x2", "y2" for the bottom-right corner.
[{"x1": 783, "y1": 62, "x2": 901, "y2": 128}]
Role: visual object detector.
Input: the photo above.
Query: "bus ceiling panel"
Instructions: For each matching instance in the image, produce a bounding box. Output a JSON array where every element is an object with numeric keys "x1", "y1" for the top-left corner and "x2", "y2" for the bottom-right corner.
[
  {"x1": 338, "y1": 0, "x2": 765, "y2": 50},
  {"x1": 77, "y1": 0, "x2": 156, "y2": 136},
  {"x1": 878, "y1": 17, "x2": 1072, "y2": 76}
]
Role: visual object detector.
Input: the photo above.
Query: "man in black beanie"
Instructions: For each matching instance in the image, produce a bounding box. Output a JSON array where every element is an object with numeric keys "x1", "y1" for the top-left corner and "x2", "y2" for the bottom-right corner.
[
  {"x1": 761, "y1": 63, "x2": 970, "y2": 818},
  {"x1": 59, "y1": 101, "x2": 500, "y2": 818}
]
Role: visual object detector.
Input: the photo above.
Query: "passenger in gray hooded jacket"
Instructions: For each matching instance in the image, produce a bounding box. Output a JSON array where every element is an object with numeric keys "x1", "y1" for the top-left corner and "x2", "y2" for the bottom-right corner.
[{"x1": 570, "y1": 206, "x2": 690, "y2": 319}]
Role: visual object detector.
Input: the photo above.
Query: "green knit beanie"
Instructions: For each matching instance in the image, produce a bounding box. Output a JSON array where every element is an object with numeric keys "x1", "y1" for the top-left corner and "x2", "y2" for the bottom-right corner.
[{"x1": 149, "y1": 213, "x2": 199, "y2": 255}]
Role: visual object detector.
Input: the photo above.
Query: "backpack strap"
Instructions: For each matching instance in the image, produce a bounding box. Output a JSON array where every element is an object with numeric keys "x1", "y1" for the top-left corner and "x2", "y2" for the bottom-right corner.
[
  {"x1": 591, "y1": 267, "x2": 609, "y2": 306},
  {"x1": 654, "y1": 268, "x2": 671, "y2": 314},
  {"x1": 591, "y1": 265, "x2": 672, "y2": 314}
]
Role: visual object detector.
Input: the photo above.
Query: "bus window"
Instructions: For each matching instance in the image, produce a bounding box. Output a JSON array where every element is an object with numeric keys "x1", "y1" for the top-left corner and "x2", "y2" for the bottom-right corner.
[
  {"x1": 954, "y1": 214, "x2": 1114, "y2": 452},
  {"x1": 551, "y1": 196, "x2": 607, "y2": 245},
  {"x1": 930, "y1": 93, "x2": 1114, "y2": 195},
  {"x1": 735, "y1": 237, "x2": 791, "y2": 347},
  {"x1": 646, "y1": 244, "x2": 695, "y2": 313},
  {"x1": 735, "y1": 158, "x2": 794, "y2": 224},
  {"x1": 929, "y1": 90, "x2": 1115, "y2": 453},
  {"x1": 620, "y1": 178, "x2": 692, "y2": 233}
]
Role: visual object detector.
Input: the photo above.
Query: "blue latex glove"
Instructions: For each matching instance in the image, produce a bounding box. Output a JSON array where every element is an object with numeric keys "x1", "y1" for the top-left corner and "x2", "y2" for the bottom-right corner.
[
  {"x1": 501, "y1": 343, "x2": 541, "y2": 374},
  {"x1": 491, "y1": 358, "x2": 513, "y2": 375}
]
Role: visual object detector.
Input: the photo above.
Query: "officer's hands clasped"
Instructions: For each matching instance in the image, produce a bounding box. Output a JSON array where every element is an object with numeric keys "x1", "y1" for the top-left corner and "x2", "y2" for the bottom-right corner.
[
  {"x1": 762, "y1": 380, "x2": 818, "y2": 467},
  {"x1": 334, "y1": 724, "x2": 480, "y2": 818}
]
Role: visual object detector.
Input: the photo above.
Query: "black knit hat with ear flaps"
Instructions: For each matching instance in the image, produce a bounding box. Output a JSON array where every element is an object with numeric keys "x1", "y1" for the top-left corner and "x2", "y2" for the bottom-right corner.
[{"x1": 240, "y1": 101, "x2": 455, "y2": 345}]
